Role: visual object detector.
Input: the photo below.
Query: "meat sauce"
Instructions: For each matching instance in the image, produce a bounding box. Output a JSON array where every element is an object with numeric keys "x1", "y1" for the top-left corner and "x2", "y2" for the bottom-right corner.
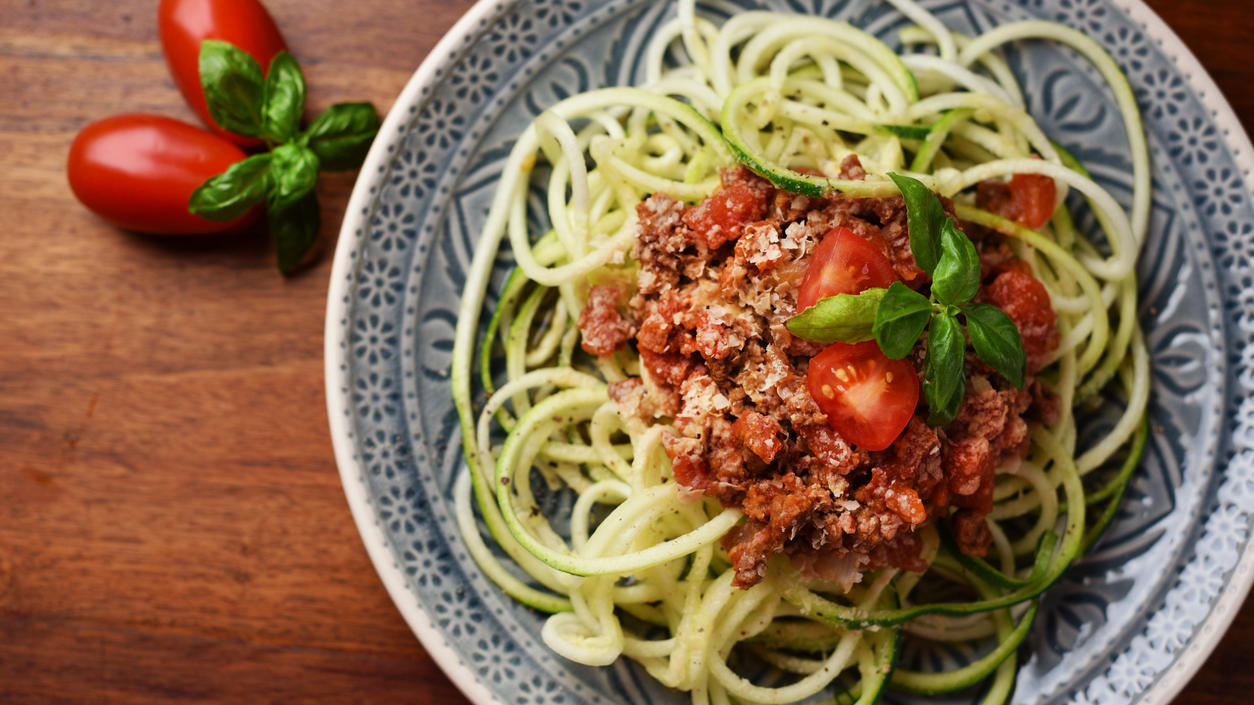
[{"x1": 579, "y1": 162, "x2": 1060, "y2": 589}]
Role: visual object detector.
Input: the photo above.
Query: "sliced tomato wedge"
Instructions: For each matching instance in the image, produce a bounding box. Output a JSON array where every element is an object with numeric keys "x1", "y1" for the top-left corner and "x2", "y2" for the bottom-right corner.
[
  {"x1": 1007, "y1": 172, "x2": 1057, "y2": 230},
  {"x1": 806, "y1": 341, "x2": 919, "y2": 452},
  {"x1": 798, "y1": 226, "x2": 897, "y2": 310}
]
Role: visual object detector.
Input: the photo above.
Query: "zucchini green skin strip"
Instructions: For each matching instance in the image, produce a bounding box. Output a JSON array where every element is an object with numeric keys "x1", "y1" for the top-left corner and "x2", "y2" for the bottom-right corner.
[
  {"x1": 892, "y1": 600, "x2": 1039, "y2": 695},
  {"x1": 750, "y1": 620, "x2": 845, "y2": 652},
  {"x1": 504, "y1": 284, "x2": 551, "y2": 415},
  {"x1": 942, "y1": 528, "x2": 1058, "y2": 591},
  {"x1": 877, "y1": 123, "x2": 931, "y2": 140},
  {"x1": 784, "y1": 445, "x2": 1084, "y2": 628},
  {"x1": 480, "y1": 267, "x2": 530, "y2": 400},
  {"x1": 980, "y1": 653, "x2": 1019, "y2": 705},
  {"x1": 452, "y1": 473, "x2": 572, "y2": 613},
  {"x1": 449, "y1": 92, "x2": 577, "y2": 614},
  {"x1": 910, "y1": 107, "x2": 974, "y2": 172},
  {"x1": 1082, "y1": 414, "x2": 1150, "y2": 553},
  {"x1": 856, "y1": 627, "x2": 900, "y2": 705},
  {"x1": 820, "y1": 608, "x2": 901, "y2": 705},
  {"x1": 720, "y1": 78, "x2": 902, "y2": 198},
  {"x1": 481, "y1": 231, "x2": 565, "y2": 401},
  {"x1": 1086, "y1": 412, "x2": 1149, "y2": 506}
]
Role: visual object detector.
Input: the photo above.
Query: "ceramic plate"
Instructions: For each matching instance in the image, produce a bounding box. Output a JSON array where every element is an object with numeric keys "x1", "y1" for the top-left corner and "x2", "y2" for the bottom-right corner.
[{"x1": 325, "y1": 1, "x2": 1254, "y2": 703}]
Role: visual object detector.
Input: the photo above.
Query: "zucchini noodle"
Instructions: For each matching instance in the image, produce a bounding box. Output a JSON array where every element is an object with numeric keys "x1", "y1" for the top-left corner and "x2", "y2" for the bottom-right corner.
[{"x1": 449, "y1": 1, "x2": 1150, "y2": 703}]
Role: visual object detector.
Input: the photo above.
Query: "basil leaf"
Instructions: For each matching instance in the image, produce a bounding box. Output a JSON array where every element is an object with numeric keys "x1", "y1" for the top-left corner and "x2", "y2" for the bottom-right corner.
[
  {"x1": 872, "y1": 282, "x2": 931, "y2": 359},
  {"x1": 931, "y1": 219, "x2": 981, "y2": 306},
  {"x1": 924, "y1": 312, "x2": 966, "y2": 426},
  {"x1": 786, "y1": 288, "x2": 886, "y2": 344},
  {"x1": 269, "y1": 191, "x2": 321, "y2": 274},
  {"x1": 199, "y1": 39, "x2": 265, "y2": 138},
  {"x1": 303, "y1": 102, "x2": 381, "y2": 170},
  {"x1": 964, "y1": 303, "x2": 1027, "y2": 389},
  {"x1": 188, "y1": 153, "x2": 272, "y2": 221},
  {"x1": 262, "y1": 51, "x2": 306, "y2": 143},
  {"x1": 888, "y1": 171, "x2": 945, "y2": 274},
  {"x1": 268, "y1": 143, "x2": 320, "y2": 211}
]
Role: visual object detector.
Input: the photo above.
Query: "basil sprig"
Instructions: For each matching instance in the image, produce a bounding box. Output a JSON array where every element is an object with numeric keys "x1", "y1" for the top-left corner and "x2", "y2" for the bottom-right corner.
[
  {"x1": 188, "y1": 40, "x2": 381, "y2": 273},
  {"x1": 786, "y1": 173, "x2": 1028, "y2": 426}
]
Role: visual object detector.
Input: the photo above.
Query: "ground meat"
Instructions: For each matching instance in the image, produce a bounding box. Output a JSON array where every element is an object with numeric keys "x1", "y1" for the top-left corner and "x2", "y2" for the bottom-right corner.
[
  {"x1": 838, "y1": 154, "x2": 867, "y2": 181},
  {"x1": 682, "y1": 173, "x2": 770, "y2": 249},
  {"x1": 577, "y1": 285, "x2": 635, "y2": 356},
  {"x1": 976, "y1": 178, "x2": 1019, "y2": 223},
  {"x1": 593, "y1": 166, "x2": 1059, "y2": 588}
]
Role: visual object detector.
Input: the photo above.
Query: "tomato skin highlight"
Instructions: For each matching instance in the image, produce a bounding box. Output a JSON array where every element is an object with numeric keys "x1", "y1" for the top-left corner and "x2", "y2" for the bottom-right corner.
[
  {"x1": 1007, "y1": 172, "x2": 1057, "y2": 230},
  {"x1": 67, "y1": 114, "x2": 256, "y2": 235},
  {"x1": 797, "y1": 226, "x2": 897, "y2": 310},
  {"x1": 158, "y1": 0, "x2": 287, "y2": 147},
  {"x1": 806, "y1": 341, "x2": 920, "y2": 452}
]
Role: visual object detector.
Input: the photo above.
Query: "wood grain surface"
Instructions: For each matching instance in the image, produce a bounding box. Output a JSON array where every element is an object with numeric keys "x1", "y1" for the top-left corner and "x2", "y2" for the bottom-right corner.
[{"x1": 1, "y1": 1, "x2": 1250, "y2": 703}]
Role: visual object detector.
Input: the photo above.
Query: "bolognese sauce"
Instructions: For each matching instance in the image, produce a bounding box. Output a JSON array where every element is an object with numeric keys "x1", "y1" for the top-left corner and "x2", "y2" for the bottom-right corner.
[{"x1": 578, "y1": 161, "x2": 1060, "y2": 589}]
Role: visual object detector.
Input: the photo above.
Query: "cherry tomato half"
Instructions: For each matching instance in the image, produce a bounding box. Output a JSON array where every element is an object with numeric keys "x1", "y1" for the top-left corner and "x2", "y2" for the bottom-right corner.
[
  {"x1": 158, "y1": 0, "x2": 287, "y2": 147},
  {"x1": 807, "y1": 341, "x2": 920, "y2": 452},
  {"x1": 67, "y1": 114, "x2": 256, "y2": 235},
  {"x1": 1007, "y1": 172, "x2": 1057, "y2": 230},
  {"x1": 798, "y1": 226, "x2": 897, "y2": 310}
]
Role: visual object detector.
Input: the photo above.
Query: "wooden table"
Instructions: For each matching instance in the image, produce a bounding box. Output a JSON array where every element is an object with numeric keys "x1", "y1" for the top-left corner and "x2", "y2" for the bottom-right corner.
[{"x1": 1, "y1": 0, "x2": 1250, "y2": 702}]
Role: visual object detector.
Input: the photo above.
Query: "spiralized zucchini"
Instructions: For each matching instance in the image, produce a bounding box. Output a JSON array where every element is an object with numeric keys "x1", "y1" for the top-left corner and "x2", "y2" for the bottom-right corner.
[{"x1": 449, "y1": 1, "x2": 1150, "y2": 703}]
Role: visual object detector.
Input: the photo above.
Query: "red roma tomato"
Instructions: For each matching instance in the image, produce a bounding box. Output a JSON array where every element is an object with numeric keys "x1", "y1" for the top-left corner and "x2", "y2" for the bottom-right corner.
[
  {"x1": 67, "y1": 114, "x2": 256, "y2": 235},
  {"x1": 1008, "y1": 172, "x2": 1057, "y2": 230},
  {"x1": 807, "y1": 341, "x2": 919, "y2": 452},
  {"x1": 797, "y1": 226, "x2": 897, "y2": 310},
  {"x1": 158, "y1": 0, "x2": 287, "y2": 146}
]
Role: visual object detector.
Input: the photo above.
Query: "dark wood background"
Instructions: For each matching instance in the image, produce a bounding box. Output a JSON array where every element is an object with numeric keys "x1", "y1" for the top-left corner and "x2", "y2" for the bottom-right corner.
[{"x1": 1, "y1": 0, "x2": 1250, "y2": 702}]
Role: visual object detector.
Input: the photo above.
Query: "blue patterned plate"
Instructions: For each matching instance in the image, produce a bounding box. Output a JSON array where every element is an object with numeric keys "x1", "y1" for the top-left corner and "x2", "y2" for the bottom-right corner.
[{"x1": 324, "y1": 1, "x2": 1254, "y2": 703}]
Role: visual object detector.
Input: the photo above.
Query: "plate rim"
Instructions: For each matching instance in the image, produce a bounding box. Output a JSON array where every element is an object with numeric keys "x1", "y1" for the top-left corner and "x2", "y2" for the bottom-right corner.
[{"x1": 323, "y1": 2, "x2": 1254, "y2": 704}]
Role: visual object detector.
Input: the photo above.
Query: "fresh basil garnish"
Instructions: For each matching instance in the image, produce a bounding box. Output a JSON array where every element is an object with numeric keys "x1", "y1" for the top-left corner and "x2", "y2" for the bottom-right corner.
[
  {"x1": 924, "y1": 312, "x2": 967, "y2": 426},
  {"x1": 304, "y1": 102, "x2": 381, "y2": 170},
  {"x1": 888, "y1": 171, "x2": 945, "y2": 275},
  {"x1": 261, "y1": 51, "x2": 306, "y2": 143},
  {"x1": 931, "y1": 219, "x2": 980, "y2": 305},
  {"x1": 199, "y1": 40, "x2": 266, "y2": 138},
  {"x1": 872, "y1": 282, "x2": 931, "y2": 359},
  {"x1": 268, "y1": 143, "x2": 320, "y2": 211},
  {"x1": 269, "y1": 191, "x2": 321, "y2": 274},
  {"x1": 964, "y1": 303, "x2": 1027, "y2": 390},
  {"x1": 786, "y1": 288, "x2": 886, "y2": 344},
  {"x1": 188, "y1": 153, "x2": 272, "y2": 221}
]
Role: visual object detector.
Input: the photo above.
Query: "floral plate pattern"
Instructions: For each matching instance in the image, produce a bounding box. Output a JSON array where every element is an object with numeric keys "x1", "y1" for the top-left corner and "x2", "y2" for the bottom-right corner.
[{"x1": 324, "y1": 1, "x2": 1254, "y2": 704}]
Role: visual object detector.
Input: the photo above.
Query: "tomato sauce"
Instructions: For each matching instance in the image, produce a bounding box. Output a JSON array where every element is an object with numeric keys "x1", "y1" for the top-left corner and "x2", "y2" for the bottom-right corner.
[{"x1": 582, "y1": 165, "x2": 1059, "y2": 587}]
